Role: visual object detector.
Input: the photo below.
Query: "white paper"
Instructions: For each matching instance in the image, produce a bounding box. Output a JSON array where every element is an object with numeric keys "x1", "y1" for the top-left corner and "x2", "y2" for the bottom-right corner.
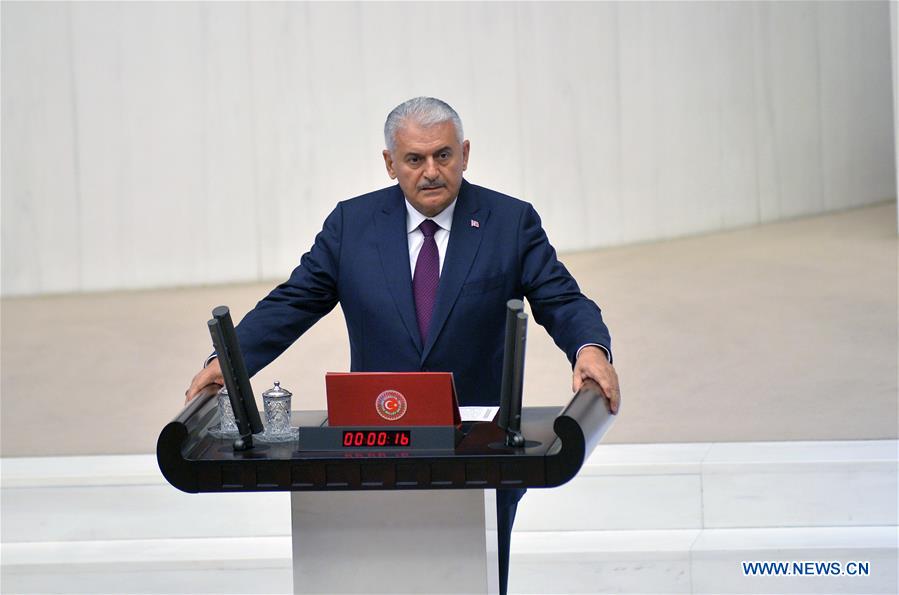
[{"x1": 458, "y1": 406, "x2": 499, "y2": 422}]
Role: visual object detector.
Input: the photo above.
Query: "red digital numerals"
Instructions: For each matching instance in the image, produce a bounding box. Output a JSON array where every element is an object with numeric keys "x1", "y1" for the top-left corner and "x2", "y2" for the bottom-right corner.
[{"x1": 342, "y1": 431, "x2": 410, "y2": 448}]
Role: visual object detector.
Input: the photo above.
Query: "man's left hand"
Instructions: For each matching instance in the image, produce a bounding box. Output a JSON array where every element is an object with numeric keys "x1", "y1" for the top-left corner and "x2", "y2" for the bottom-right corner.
[{"x1": 572, "y1": 346, "x2": 620, "y2": 414}]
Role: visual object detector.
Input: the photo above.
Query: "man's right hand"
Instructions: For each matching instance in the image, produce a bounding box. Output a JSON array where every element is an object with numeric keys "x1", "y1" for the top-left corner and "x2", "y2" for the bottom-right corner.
[{"x1": 185, "y1": 358, "x2": 223, "y2": 404}]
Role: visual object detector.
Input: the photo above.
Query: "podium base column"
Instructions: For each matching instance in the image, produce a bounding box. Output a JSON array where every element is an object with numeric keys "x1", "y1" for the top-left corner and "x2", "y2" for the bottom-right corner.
[{"x1": 291, "y1": 489, "x2": 498, "y2": 594}]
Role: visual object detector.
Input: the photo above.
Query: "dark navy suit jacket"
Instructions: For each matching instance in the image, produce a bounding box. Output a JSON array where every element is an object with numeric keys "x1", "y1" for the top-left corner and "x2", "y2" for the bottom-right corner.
[{"x1": 234, "y1": 179, "x2": 611, "y2": 406}]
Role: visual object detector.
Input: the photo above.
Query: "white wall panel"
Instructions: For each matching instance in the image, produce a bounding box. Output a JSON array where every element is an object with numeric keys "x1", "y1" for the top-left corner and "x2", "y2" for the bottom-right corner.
[
  {"x1": 456, "y1": 3, "x2": 525, "y2": 204},
  {"x1": 245, "y1": 3, "x2": 322, "y2": 279},
  {"x1": 761, "y1": 2, "x2": 825, "y2": 220},
  {"x1": 749, "y1": 3, "x2": 783, "y2": 228},
  {"x1": 67, "y1": 2, "x2": 126, "y2": 291},
  {"x1": 843, "y1": 2, "x2": 897, "y2": 209},
  {"x1": 1, "y1": 3, "x2": 82, "y2": 294},
  {"x1": 196, "y1": 3, "x2": 261, "y2": 284},
  {"x1": 118, "y1": 4, "x2": 208, "y2": 289},
  {"x1": 817, "y1": 2, "x2": 896, "y2": 213},
  {"x1": 894, "y1": 0, "x2": 899, "y2": 233},
  {"x1": 716, "y1": 3, "x2": 760, "y2": 229},
  {"x1": 653, "y1": 3, "x2": 723, "y2": 239},
  {"x1": 513, "y1": 3, "x2": 622, "y2": 250},
  {"x1": 1, "y1": 1, "x2": 895, "y2": 296},
  {"x1": 617, "y1": 2, "x2": 661, "y2": 245}
]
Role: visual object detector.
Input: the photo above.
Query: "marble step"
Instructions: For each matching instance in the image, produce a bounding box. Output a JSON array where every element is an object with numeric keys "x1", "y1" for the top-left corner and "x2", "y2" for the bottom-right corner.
[
  {"x1": 2, "y1": 527, "x2": 896, "y2": 594},
  {"x1": 511, "y1": 527, "x2": 898, "y2": 594},
  {"x1": 1, "y1": 536, "x2": 293, "y2": 595},
  {"x1": 2, "y1": 440, "x2": 895, "y2": 544},
  {"x1": 516, "y1": 439, "x2": 898, "y2": 531}
]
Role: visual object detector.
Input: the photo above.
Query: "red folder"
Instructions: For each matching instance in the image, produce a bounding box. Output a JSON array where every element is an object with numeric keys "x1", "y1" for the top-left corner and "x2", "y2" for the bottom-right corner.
[{"x1": 325, "y1": 372, "x2": 462, "y2": 427}]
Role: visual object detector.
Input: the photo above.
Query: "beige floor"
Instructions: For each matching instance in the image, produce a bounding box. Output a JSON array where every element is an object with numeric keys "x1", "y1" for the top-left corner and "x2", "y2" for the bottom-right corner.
[{"x1": 2, "y1": 203, "x2": 896, "y2": 457}]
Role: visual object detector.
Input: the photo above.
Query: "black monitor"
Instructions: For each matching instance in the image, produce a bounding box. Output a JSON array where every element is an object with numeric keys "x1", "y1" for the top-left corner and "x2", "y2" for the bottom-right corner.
[
  {"x1": 497, "y1": 299, "x2": 528, "y2": 447},
  {"x1": 208, "y1": 305, "x2": 264, "y2": 450}
]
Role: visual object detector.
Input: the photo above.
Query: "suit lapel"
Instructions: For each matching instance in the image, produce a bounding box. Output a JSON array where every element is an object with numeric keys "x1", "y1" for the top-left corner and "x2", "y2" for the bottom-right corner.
[
  {"x1": 374, "y1": 185, "x2": 422, "y2": 353},
  {"x1": 421, "y1": 180, "x2": 490, "y2": 363}
]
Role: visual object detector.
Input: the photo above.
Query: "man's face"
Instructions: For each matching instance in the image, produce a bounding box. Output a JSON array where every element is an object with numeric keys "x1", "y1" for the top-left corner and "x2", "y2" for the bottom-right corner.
[{"x1": 383, "y1": 120, "x2": 470, "y2": 217}]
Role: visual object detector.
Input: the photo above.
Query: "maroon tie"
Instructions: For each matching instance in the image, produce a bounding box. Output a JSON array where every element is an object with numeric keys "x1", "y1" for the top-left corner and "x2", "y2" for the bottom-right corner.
[{"x1": 413, "y1": 219, "x2": 440, "y2": 343}]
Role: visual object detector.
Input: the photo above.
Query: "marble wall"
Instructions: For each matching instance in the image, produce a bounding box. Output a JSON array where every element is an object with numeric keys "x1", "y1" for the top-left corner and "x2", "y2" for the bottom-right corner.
[{"x1": 2, "y1": 1, "x2": 895, "y2": 296}]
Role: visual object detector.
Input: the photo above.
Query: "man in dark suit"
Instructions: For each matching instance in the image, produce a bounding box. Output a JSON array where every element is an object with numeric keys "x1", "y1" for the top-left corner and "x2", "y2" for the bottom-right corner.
[{"x1": 186, "y1": 97, "x2": 620, "y2": 594}]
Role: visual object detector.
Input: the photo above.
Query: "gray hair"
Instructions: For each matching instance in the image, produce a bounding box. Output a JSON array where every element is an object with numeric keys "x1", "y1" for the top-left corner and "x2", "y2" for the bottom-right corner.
[{"x1": 384, "y1": 97, "x2": 464, "y2": 153}]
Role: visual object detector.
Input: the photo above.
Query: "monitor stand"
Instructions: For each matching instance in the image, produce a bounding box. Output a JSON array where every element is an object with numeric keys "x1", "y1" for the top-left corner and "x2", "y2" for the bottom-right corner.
[{"x1": 291, "y1": 489, "x2": 499, "y2": 594}]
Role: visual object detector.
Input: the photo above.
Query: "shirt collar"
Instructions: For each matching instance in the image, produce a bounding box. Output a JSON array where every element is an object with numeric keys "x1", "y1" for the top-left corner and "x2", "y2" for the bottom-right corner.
[{"x1": 405, "y1": 197, "x2": 457, "y2": 234}]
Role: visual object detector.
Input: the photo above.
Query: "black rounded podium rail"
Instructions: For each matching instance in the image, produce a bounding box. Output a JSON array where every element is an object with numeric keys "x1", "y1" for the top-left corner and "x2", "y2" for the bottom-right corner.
[{"x1": 157, "y1": 381, "x2": 615, "y2": 494}]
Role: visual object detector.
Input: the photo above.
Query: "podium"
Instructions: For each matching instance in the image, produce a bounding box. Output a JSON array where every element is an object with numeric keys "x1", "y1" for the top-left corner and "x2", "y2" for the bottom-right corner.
[{"x1": 157, "y1": 382, "x2": 614, "y2": 593}]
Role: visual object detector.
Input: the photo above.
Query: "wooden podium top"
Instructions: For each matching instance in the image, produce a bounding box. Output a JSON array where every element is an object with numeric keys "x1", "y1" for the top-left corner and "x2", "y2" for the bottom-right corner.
[{"x1": 158, "y1": 382, "x2": 614, "y2": 494}]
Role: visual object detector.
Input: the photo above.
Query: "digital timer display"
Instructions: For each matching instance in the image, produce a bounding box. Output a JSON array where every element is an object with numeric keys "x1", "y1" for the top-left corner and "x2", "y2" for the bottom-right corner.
[{"x1": 342, "y1": 430, "x2": 411, "y2": 448}]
